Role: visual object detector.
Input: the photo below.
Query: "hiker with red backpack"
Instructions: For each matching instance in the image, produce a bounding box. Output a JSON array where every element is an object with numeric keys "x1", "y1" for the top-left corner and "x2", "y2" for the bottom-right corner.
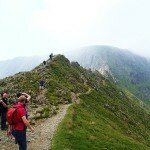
[
  {"x1": 0, "y1": 91, "x2": 9, "y2": 130},
  {"x1": 7, "y1": 95, "x2": 34, "y2": 150}
]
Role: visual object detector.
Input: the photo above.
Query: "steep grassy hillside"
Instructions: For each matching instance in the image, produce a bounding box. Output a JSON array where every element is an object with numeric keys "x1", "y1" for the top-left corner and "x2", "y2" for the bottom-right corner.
[
  {"x1": 52, "y1": 84, "x2": 150, "y2": 150},
  {"x1": 66, "y1": 45, "x2": 150, "y2": 103},
  {"x1": 0, "y1": 55, "x2": 149, "y2": 149},
  {"x1": 0, "y1": 55, "x2": 101, "y2": 120},
  {"x1": 52, "y1": 92, "x2": 150, "y2": 150},
  {"x1": 0, "y1": 55, "x2": 88, "y2": 103}
]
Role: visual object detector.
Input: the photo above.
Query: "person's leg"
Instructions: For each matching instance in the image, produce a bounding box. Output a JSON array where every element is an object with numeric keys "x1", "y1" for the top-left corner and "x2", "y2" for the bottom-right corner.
[
  {"x1": 13, "y1": 130, "x2": 27, "y2": 150},
  {"x1": 1, "y1": 112, "x2": 7, "y2": 130},
  {"x1": 12, "y1": 129, "x2": 18, "y2": 144},
  {"x1": 0, "y1": 112, "x2": 1, "y2": 128},
  {"x1": 39, "y1": 86, "x2": 42, "y2": 93},
  {"x1": 19, "y1": 130, "x2": 27, "y2": 150}
]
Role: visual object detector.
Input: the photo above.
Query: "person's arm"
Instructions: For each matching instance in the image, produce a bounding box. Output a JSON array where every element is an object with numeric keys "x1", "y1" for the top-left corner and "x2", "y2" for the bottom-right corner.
[
  {"x1": 22, "y1": 93, "x2": 31, "y2": 102},
  {"x1": 7, "y1": 125, "x2": 12, "y2": 136},
  {"x1": 22, "y1": 116, "x2": 34, "y2": 132},
  {"x1": 0, "y1": 100, "x2": 8, "y2": 108}
]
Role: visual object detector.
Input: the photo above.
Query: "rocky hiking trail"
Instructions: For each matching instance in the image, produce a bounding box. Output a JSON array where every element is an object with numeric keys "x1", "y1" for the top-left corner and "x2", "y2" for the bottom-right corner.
[
  {"x1": 0, "y1": 73, "x2": 92, "y2": 150},
  {"x1": 0, "y1": 104, "x2": 70, "y2": 150}
]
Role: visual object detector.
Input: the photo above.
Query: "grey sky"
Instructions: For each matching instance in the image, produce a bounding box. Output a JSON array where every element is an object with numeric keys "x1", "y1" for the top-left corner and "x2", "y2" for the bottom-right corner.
[{"x1": 0, "y1": 0, "x2": 150, "y2": 60}]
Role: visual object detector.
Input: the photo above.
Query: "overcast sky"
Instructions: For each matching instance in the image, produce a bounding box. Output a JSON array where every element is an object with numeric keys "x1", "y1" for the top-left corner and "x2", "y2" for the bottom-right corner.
[{"x1": 0, "y1": 0, "x2": 150, "y2": 60}]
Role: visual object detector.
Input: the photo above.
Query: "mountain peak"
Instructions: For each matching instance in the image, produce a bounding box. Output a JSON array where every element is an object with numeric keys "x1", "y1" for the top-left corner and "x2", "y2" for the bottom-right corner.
[{"x1": 66, "y1": 46, "x2": 150, "y2": 102}]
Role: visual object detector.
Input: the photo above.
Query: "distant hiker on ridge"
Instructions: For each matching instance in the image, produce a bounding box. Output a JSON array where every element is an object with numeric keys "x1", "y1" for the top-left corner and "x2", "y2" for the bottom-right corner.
[
  {"x1": 43, "y1": 60, "x2": 46, "y2": 66},
  {"x1": 49, "y1": 53, "x2": 53, "y2": 60},
  {"x1": 39, "y1": 78, "x2": 45, "y2": 93}
]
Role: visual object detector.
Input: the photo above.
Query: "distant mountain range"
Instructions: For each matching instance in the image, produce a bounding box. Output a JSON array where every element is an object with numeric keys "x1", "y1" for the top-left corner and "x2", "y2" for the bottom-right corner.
[
  {"x1": 1, "y1": 45, "x2": 150, "y2": 103},
  {"x1": 66, "y1": 45, "x2": 150, "y2": 102},
  {"x1": 0, "y1": 55, "x2": 48, "y2": 79}
]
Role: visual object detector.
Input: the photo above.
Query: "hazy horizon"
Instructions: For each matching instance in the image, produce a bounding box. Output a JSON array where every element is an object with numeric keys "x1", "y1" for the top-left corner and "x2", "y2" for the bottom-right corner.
[
  {"x1": 0, "y1": 45, "x2": 149, "y2": 62},
  {"x1": 0, "y1": 0, "x2": 150, "y2": 60}
]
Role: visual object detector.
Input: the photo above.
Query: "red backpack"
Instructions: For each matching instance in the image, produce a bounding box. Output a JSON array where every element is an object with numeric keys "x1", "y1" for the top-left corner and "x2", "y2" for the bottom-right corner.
[{"x1": 6, "y1": 105, "x2": 18, "y2": 125}]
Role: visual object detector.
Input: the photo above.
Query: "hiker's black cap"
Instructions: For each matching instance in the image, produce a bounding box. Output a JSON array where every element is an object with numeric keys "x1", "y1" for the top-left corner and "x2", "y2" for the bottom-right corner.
[{"x1": 16, "y1": 92, "x2": 22, "y2": 98}]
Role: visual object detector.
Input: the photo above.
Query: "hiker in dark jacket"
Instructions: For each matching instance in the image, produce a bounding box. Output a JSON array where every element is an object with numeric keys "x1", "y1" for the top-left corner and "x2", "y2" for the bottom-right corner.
[
  {"x1": 39, "y1": 79, "x2": 45, "y2": 93},
  {"x1": 49, "y1": 53, "x2": 53, "y2": 60},
  {"x1": 43, "y1": 60, "x2": 46, "y2": 66},
  {"x1": 39, "y1": 79, "x2": 45, "y2": 89},
  {"x1": 0, "y1": 91, "x2": 9, "y2": 130},
  {"x1": 11, "y1": 95, "x2": 34, "y2": 150}
]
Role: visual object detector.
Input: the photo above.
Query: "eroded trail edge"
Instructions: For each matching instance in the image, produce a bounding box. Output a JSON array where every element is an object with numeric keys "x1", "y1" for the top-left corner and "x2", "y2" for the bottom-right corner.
[{"x1": 1, "y1": 104, "x2": 70, "y2": 150}]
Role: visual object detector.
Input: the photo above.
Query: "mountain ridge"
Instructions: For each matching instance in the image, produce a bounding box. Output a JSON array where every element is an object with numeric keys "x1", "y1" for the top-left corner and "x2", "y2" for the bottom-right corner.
[
  {"x1": 66, "y1": 45, "x2": 150, "y2": 103},
  {"x1": 0, "y1": 54, "x2": 149, "y2": 149}
]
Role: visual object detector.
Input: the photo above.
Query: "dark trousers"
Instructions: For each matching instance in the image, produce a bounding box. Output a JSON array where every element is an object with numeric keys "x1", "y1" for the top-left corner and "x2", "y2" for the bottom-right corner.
[
  {"x1": 12, "y1": 130, "x2": 27, "y2": 150},
  {"x1": 1, "y1": 112, "x2": 7, "y2": 130}
]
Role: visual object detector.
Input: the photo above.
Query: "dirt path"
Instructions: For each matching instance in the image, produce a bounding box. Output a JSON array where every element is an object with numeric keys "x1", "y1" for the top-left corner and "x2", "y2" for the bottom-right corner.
[
  {"x1": 0, "y1": 104, "x2": 70, "y2": 150},
  {"x1": 0, "y1": 75, "x2": 91, "y2": 150}
]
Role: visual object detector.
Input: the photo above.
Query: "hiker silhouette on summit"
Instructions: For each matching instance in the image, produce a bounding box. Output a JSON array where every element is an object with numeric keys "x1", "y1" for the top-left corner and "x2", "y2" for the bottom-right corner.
[
  {"x1": 49, "y1": 53, "x2": 53, "y2": 60},
  {"x1": 43, "y1": 60, "x2": 46, "y2": 66}
]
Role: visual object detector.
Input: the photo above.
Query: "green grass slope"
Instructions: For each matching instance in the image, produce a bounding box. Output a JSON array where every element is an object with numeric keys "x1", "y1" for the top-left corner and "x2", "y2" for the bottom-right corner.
[
  {"x1": 0, "y1": 55, "x2": 149, "y2": 149},
  {"x1": 0, "y1": 55, "x2": 90, "y2": 121},
  {"x1": 66, "y1": 45, "x2": 150, "y2": 103},
  {"x1": 51, "y1": 57, "x2": 150, "y2": 149},
  {"x1": 0, "y1": 55, "x2": 88, "y2": 105}
]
